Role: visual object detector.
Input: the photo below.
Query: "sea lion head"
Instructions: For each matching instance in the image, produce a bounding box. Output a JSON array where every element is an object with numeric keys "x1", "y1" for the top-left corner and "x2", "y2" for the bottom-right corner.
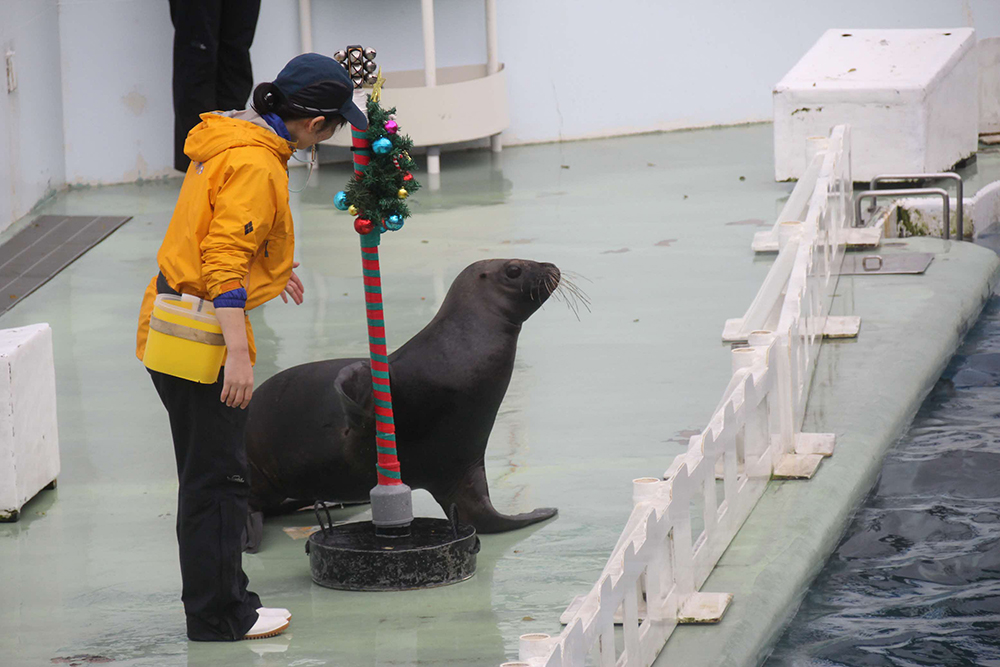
[{"x1": 458, "y1": 258, "x2": 561, "y2": 325}]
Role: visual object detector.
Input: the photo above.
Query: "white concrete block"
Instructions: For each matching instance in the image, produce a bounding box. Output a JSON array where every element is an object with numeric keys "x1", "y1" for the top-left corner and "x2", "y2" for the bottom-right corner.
[
  {"x1": 0, "y1": 323, "x2": 60, "y2": 521},
  {"x1": 774, "y1": 29, "x2": 979, "y2": 182},
  {"x1": 980, "y1": 38, "x2": 1000, "y2": 135}
]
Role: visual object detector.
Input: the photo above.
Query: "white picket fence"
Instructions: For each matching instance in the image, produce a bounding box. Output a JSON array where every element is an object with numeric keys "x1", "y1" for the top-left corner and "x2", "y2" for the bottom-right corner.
[{"x1": 506, "y1": 125, "x2": 854, "y2": 667}]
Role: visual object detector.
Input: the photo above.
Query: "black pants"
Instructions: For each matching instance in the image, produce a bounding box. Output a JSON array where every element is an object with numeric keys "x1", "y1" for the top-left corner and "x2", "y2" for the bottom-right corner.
[
  {"x1": 149, "y1": 368, "x2": 260, "y2": 641},
  {"x1": 169, "y1": 0, "x2": 262, "y2": 172}
]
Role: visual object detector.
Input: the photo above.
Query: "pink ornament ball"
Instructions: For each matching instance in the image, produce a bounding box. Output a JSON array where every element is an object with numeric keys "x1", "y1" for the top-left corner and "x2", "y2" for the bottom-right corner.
[{"x1": 384, "y1": 120, "x2": 399, "y2": 134}]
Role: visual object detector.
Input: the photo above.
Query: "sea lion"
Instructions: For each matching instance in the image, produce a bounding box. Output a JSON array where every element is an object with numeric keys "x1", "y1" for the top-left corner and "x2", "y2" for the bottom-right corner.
[{"x1": 244, "y1": 259, "x2": 562, "y2": 550}]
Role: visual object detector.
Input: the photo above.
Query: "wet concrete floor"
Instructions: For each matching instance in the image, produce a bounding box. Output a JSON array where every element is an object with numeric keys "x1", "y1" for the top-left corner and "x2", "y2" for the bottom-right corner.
[{"x1": 2, "y1": 126, "x2": 999, "y2": 666}]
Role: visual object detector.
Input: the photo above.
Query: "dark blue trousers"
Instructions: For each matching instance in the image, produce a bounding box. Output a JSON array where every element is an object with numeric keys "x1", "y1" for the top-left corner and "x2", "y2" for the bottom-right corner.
[
  {"x1": 169, "y1": 0, "x2": 261, "y2": 171},
  {"x1": 149, "y1": 368, "x2": 260, "y2": 641}
]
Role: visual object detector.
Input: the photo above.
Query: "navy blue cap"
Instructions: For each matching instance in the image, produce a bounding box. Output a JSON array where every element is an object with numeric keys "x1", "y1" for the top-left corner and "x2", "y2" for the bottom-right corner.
[{"x1": 273, "y1": 53, "x2": 368, "y2": 130}]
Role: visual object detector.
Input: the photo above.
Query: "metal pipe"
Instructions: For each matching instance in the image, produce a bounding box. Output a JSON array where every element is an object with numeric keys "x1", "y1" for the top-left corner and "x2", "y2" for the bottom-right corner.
[
  {"x1": 869, "y1": 173, "x2": 963, "y2": 240},
  {"x1": 485, "y1": 0, "x2": 499, "y2": 75},
  {"x1": 421, "y1": 0, "x2": 437, "y2": 87},
  {"x1": 421, "y1": 0, "x2": 439, "y2": 177},
  {"x1": 426, "y1": 146, "x2": 441, "y2": 176},
  {"x1": 854, "y1": 188, "x2": 950, "y2": 240},
  {"x1": 485, "y1": 0, "x2": 502, "y2": 153},
  {"x1": 298, "y1": 0, "x2": 313, "y2": 53}
]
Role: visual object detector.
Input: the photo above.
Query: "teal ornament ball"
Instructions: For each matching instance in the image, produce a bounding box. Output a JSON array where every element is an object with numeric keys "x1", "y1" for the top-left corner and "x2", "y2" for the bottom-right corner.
[
  {"x1": 373, "y1": 138, "x2": 393, "y2": 154},
  {"x1": 334, "y1": 191, "x2": 349, "y2": 210},
  {"x1": 386, "y1": 214, "x2": 404, "y2": 231}
]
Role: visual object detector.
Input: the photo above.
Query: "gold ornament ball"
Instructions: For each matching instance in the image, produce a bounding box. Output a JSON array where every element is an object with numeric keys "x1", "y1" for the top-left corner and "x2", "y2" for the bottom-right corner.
[
  {"x1": 397, "y1": 188, "x2": 408, "y2": 199},
  {"x1": 348, "y1": 204, "x2": 359, "y2": 216}
]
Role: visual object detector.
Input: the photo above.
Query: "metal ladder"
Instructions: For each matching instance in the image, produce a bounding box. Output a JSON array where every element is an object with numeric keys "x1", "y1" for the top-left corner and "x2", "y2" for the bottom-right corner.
[{"x1": 853, "y1": 173, "x2": 963, "y2": 240}]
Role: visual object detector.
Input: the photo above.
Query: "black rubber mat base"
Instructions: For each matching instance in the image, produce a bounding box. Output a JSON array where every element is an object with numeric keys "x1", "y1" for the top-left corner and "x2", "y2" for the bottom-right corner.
[
  {"x1": 0, "y1": 215, "x2": 131, "y2": 316},
  {"x1": 306, "y1": 518, "x2": 480, "y2": 591}
]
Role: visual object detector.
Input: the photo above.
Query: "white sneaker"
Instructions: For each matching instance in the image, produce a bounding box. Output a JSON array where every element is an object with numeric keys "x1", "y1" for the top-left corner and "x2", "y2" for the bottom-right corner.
[
  {"x1": 243, "y1": 614, "x2": 289, "y2": 640},
  {"x1": 257, "y1": 606, "x2": 292, "y2": 621}
]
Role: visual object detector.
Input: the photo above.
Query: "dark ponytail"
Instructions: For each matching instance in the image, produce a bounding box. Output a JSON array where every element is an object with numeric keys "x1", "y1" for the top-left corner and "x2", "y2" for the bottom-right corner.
[
  {"x1": 251, "y1": 80, "x2": 347, "y2": 132},
  {"x1": 251, "y1": 82, "x2": 286, "y2": 116}
]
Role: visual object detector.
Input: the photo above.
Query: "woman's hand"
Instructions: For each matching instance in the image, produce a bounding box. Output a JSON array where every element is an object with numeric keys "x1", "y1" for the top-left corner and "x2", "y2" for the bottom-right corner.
[
  {"x1": 281, "y1": 262, "x2": 304, "y2": 304},
  {"x1": 221, "y1": 350, "x2": 254, "y2": 409},
  {"x1": 215, "y1": 306, "x2": 253, "y2": 409}
]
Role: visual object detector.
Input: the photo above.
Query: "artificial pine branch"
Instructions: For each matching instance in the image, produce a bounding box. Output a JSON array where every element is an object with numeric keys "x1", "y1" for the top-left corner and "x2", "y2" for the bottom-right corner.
[{"x1": 343, "y1": 94, "x2": 421, "y2": 229}]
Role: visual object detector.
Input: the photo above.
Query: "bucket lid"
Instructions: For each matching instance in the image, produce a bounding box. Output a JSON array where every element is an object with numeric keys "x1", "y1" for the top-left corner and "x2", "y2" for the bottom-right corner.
[{"x1": 153, "y1": 294, "x2": 219, "y2": 325}]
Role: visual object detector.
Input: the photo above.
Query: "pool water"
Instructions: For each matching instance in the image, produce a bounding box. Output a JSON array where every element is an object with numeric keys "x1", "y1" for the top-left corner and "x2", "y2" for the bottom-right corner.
[{"x1": 766, "y1": 293, "x2": 1000, "y2": 665}]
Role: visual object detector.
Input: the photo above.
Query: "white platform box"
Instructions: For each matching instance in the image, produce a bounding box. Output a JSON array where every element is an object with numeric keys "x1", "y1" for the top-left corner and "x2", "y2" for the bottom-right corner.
[
  {"x1": 774, "y1": 29, "x2": 979, "y2": 182},
  {"x1": 0, "y1": 324, "x2": 59, "y2": 521},
  {"x1": 324, "y1": 64, "x2": 509, "y2": 151}
]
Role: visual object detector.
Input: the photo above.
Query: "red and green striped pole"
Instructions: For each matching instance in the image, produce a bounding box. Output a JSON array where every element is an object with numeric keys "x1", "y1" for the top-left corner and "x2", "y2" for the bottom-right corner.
[{"x1": 351, "y1": 124, "x2": 412, "y2": 530}]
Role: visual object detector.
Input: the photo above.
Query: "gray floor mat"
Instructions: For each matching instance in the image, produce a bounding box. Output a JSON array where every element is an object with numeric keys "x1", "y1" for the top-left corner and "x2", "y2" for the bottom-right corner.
[{"x1": 0, "y1": 215, "x2": 131, "y2": 316}]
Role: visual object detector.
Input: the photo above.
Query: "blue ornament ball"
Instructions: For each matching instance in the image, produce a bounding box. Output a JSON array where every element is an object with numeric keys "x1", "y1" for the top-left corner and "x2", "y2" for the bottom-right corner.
[
  {"x1": 372, "y1": 137, "x2": 393, "y2": 154},
  {"x1": 334, "y1": 191, "x2": 349, "y2": 211},
  {"x1": 385, "y1": 214, "x2": 404, "y2": 231}
]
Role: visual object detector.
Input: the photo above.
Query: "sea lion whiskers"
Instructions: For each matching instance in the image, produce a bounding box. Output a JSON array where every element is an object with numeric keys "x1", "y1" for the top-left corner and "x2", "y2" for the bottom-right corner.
[
  {"x1": 546, "y1": 271, "x2": 591, "y2": 320},
  {"x1": 560, "y1": 269, "x2": 592, "y2": 284},
  {"x1": 525, "y1": 278, "x2": 539, "y2": 303},
  {"x1": 524, "y1": 263, "x2": 559, "y2": 305},
  {"x1": 561, "y1": 275, "x2": 591, "y2": 306}
]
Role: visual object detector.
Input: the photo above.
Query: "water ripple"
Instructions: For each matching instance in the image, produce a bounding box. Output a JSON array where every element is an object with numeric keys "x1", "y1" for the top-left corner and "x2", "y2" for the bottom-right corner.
[{"x1": 767, "y1": 297, "x2": 1000, "y2": 666}]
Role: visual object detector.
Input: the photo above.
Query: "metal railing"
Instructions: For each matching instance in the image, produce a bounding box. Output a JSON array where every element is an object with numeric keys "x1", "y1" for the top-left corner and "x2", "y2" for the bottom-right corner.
[
  {"x1": 856, "y1": 172, "x2": 963, "y2": 240},
  {"x1": 871, "y1": 173, "x2": 963, "y2": 234},
  {"x1": 507, "y1": 125, "x2": 852, "y2": 667},
  {"x1": 854, "y1": 188, "x2": 952, "y2": 239}
]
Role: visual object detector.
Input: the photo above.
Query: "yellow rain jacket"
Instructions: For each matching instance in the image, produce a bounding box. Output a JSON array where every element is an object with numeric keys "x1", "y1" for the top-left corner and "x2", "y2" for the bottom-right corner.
[{"x1": 136, "y1": 111, "x2": 296, "y2": 365}]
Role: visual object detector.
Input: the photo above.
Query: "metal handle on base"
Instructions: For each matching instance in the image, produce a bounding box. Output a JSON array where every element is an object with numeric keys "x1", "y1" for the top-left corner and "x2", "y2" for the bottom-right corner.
[{"x1": 854, "y1": 188, "x2": 952, "y2": 240}]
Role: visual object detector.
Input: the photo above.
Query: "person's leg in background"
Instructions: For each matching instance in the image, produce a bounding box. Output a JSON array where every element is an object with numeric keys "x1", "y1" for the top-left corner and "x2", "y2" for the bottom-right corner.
[
  {"x1": 169, "y1": 0, "x2": 223, "y2": 173},
  {"x1": 215, "y1": 0, "x2": 261, "y2": 113},
  {"x1": 149, "y1": 369, "x2": 261, "y2": 641}
]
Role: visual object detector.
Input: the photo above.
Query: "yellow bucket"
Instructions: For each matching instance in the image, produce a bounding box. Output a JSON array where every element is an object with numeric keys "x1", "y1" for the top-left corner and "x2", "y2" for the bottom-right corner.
[{"x1": 143, "y1": 294, "x2": 226, "y2": 383}]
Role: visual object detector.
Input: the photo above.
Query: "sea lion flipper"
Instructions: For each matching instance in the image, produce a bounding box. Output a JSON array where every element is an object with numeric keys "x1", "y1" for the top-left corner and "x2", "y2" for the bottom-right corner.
[
  {"x1": 334, "y1": 360, "x2": 375, "y2": 432},
  {"x1": 437, "y1": 461, "x2": 558, "y2": 534}
]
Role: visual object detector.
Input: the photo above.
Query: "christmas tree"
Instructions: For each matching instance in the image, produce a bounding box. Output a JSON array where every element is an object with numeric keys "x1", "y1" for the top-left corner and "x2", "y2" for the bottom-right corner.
[{"x1": 334, "y1": 76, "x2": 421, "y2": 235}]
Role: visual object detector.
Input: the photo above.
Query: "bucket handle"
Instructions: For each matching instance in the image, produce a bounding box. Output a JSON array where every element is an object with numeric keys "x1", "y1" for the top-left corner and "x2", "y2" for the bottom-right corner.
[
  {"x1": 448, "y1": 503, "x2": 480, "y2": 554},
  {"x1": 314, "y1": 501, "x2": 335, "y2": 536},
  {"x1": 448, "y1": 503, "x2": 460, "y2": 539}
]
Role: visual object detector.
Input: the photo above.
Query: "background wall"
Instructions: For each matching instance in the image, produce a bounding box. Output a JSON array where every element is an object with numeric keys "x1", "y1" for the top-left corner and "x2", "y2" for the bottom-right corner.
[
  {"x1": 1, "y1": 0, "x2": 65, "y2": 232},
  {"x1": 58, "y1": 0, "x2": 173, "y2": 186},
  {"x1": 3, "y1": 0, "x2": 1000, "y2": 232}
]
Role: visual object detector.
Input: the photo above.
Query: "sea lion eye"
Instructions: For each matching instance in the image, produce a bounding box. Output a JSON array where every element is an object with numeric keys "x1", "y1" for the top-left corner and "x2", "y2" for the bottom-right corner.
[{"x1": 505, "y1": 264, "x2": 522, "y2": 279}]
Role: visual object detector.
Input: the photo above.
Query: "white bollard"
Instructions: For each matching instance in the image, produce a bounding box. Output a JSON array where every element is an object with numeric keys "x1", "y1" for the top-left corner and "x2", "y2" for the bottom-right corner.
[
  {"x1": 519, "y1": 633, "x2": 553, "y2": 663},
  {"x1": 632, "y1": 477, "x2": 661, "y2": 506},
  {"x1": 748, "y1": 330, "x2": 775, "y2": 348},
  {"x1": 731, "y1": 346, "x2": 757, "y2": 374}
]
